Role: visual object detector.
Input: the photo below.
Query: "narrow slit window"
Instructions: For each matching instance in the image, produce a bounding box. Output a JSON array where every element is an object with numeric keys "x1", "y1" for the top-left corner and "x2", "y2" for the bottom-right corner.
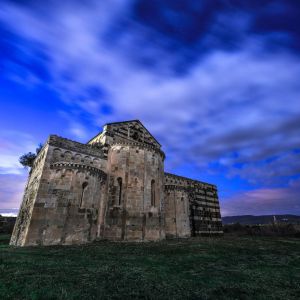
[
  {"x1": 117, "y1": 177, "x2": 122, "y2": 205},
  {"x1": 80, "y1": 182, "x2": 88, "y2": 207},
  {"x1": 151, "y1": 179, "x2": 156, "y2": 207}
]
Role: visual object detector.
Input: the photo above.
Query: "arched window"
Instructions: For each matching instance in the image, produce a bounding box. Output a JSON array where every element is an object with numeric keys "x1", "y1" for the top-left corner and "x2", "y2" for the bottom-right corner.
[
  {"x1": 151, "y1": 179, "x2": 156, "y2": 207},
  {"x1": 151, "y1": 155, "x2": 155, "y2": 166},
  {"x1": 117, "y1": 177, "x2": 122, "y2": 205},
  {"x1": 80, "y1": 182, "x2": 88, "y2": 207}
]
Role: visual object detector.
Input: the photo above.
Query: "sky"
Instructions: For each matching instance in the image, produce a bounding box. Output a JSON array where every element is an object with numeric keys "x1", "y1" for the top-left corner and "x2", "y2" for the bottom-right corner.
[{"x1": 0, "y1": 0, "x2": 300, "y2": 217}]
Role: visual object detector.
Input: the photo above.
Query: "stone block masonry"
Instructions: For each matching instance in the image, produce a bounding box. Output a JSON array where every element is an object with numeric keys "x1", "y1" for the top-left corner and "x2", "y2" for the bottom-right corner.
[{"x1": 11, "y1": 120, "x2": 222, "y2": 246}]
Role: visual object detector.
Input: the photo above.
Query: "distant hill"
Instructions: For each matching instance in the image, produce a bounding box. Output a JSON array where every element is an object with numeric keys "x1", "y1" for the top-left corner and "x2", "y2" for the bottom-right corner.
[
  {"x1": 222, "y1": 215, "x2": 300, "y2": 225},
  {"x1": 2, "y1": 214, "x2": 300, "y2": 233},
  {"x1": 0, "y1": 209, "x2": 19, "y2": 217}
]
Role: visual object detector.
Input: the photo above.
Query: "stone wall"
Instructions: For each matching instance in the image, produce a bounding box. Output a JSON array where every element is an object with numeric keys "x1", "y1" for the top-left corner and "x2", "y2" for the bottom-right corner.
[
  {"x1": 11, "y1": 136, "x2": 107, "y2": 246},
  {"x1": 103, "y1": 142, "x2": 165, "y2": 241},
  {"x1": 164, "y1": 186, "x2": 190, "y2": 238},
  {"x1": 164, "y1": 173, "x2": 222, "y2": 237},
  {"x1": 10, "y1": 145, "x2": 48, "y2": 246}
]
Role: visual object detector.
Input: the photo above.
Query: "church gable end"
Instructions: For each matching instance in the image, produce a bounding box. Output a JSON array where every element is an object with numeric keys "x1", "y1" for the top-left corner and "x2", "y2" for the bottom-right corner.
[{"x1": 105, "y1": 120, "x2": 161, "y2": 148}]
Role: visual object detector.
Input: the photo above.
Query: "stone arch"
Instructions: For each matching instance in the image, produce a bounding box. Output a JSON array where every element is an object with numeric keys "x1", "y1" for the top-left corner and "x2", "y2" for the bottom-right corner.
[
  {"x1": 93, "y1": 158, "x2": 100, "y2": 168},
  {"x1": 64, "y1": 151, "x2": 72, "y2": 161},
  {"x1": 74, "y1": 154, "x2": 82, "y2": 163},
  {"x1": 83, "y1": 156, "x2": 91, "y2": 164},
  {"x1": 60, "y1": 168, "x2": 73, "y2": 181},
  {"x1": 53, "y1": 148, "x2": 61, "y2": 161}
]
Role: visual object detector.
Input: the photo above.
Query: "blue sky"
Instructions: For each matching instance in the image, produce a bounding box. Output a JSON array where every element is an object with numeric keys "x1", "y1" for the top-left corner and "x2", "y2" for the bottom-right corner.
[{"x1": 0, "y1": 0, "x2": 300, "y2": 216}]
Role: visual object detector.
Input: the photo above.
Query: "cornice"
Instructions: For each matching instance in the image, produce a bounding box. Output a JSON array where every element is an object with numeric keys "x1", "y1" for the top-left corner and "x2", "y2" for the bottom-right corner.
[{"x1": 50, "y1": 162, "x2": 107, "y2": 181}]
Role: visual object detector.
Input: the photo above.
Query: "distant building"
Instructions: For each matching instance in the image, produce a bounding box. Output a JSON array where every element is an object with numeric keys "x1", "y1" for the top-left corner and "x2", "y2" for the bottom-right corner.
[{"x1": 11, "y1": 120, "x2": 222, "y2": 246}]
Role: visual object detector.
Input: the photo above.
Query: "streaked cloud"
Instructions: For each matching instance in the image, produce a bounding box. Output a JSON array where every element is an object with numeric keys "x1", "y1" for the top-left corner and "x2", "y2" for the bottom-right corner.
[
  {"x1": 0, "y1": 130, "x2": 38, "y2": 174},
  {"x1": 222, "y1": 178, "x2": 300, "y2": 216},
  {"x1": 0, "y1": 0, "x2": 299, "y2": 214}
]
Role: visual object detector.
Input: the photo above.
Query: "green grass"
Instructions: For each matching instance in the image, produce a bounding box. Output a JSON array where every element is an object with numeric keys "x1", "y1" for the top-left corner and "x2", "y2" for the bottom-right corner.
[
  {"x1": 1, "y1": 235, "x2": 300, "y2": 299},
  {"x1": 0, "y1": 234, "x2": 10, "y2": 244}
]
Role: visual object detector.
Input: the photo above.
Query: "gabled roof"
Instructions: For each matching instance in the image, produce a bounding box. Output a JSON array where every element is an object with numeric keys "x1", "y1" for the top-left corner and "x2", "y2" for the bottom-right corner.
[
  {"x1": 105, "y1": 119, "x2": 161, "y2": 146},
  {"x1": 87, "y1": 120, "x2": 161, "y2": 147}
]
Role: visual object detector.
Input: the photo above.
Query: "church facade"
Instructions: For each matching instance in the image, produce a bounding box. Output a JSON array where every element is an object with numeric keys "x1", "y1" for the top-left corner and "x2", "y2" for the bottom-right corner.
[{"x1": 10, "y1": 120, "x2": 222, "y2": 246}]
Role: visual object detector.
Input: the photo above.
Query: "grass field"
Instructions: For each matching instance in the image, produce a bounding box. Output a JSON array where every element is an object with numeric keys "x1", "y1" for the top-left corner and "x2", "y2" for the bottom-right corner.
[{"x1": 0, "y1": 234, "x2": 299, "y2": 299}]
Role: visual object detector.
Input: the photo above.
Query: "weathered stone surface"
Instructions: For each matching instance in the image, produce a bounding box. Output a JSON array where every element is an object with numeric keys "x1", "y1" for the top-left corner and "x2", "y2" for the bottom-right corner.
[
  {"x1": 165, "y1": 173, "x2": 222, "y2": 237},
  {"x1": 11, "y1": 120, "x2": 222, "y2": 246}
]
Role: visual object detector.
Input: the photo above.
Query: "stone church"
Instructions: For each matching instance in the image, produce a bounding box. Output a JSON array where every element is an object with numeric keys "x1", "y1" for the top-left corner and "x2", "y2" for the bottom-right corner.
[{"x1": 10, "y1": 120, "x2": 222, "y2": 246}]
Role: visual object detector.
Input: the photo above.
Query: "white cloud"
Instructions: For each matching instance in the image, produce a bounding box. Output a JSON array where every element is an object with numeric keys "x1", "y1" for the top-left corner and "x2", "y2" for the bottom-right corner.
[
  {"x1": 0, "y1": 0, "x2": 299, "y2": 193},
  {"x1": 0, "y1": 212, "x2": 18, "y2": 217},
  {"x1": 0, "y1": 130, "x2": 38, "y2": 174},
  {"x1": 0, "y1": 130, "x2": 38, "y2": 209}
]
